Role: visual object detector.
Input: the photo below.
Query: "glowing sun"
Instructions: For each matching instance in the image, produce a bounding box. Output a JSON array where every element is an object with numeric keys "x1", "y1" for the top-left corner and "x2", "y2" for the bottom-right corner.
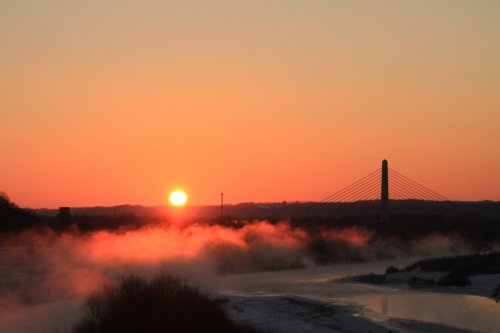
[{"x1": 169, "y1": 190, "x2": 188, "y2": 207}]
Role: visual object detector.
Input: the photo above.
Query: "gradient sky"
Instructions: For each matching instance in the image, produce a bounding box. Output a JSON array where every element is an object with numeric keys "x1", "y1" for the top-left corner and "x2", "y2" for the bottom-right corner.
[{"x1": 1, "y1": 1, "x2": 499, "y2": 208}]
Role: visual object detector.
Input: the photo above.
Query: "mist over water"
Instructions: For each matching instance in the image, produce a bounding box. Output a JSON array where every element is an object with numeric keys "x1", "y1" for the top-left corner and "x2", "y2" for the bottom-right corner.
[{"x1": 0, "y1": 219, "x2": 494, "y2": 332}]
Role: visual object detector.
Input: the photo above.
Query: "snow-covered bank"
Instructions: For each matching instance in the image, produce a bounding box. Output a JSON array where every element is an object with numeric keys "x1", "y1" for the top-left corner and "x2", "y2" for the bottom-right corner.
[
  {"x1": 224, "y1": 295, "x2": 376, "y2": 333},
  {"x1": 217, "y1": 260, "x2": 500, "y2": 333},
  {"x1": 345, "y1": 269, "x2": 500, "y2": 301},
  {"x1": 222, "y1": 295, "x2": 476, "y2": 333}
]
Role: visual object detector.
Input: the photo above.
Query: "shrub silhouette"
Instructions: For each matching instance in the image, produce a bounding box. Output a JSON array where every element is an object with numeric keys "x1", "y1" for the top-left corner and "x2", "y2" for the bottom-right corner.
[
  {"x1": 437, "y1": 270, "x2": 470, "y2": 287},
  {"x1": 385, "y1": 266, "x2": 400, "y2": 274},
  {"x1": 407, "y1": 276, "x2": 435, "y2": 288},
  {"x1": 405, "y1": 252, "x2": 500, "y2": 275},
  {"x1": 72, "y1": 275, "x2": 258, "y2": 333},
  {"x1": 491, "y1": 284, "x2": 500, "y2": 302}
]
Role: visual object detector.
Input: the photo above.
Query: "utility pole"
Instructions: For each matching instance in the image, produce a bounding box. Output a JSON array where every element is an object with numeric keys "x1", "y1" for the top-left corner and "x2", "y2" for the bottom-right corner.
[{"x1": 220, "y1": 192, "x2": 224, "y2": 220}]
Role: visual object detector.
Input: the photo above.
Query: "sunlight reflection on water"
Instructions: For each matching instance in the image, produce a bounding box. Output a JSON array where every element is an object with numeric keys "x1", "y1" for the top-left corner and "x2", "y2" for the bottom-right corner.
[
  {"x1": 343, "y1": 292, "x2": 500, "y2": 333},
  {"x1": 219, "y1": 259, "x2": 500, "y2": 333}
]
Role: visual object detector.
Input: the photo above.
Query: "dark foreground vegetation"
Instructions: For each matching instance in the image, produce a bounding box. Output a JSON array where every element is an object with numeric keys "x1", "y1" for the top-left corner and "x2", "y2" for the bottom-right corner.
[{"x1": 72, "y1": 275, "x2": 258, "y2": 333}]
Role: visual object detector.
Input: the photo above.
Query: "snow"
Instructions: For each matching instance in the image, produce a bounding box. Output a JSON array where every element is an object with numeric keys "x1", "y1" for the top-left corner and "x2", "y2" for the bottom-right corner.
[
  {"x1": 215, "y1": 260, "x2": 498, "y2": 332},
  {"x1": 222, "y1": 295, "x2": 388, "y2": 333},
  {"x1": 222, "y1": 295, "x2": 478, "y2": 333},
  {"x1": 350, "y1": 269, "x2": 500, "y2": 299}
]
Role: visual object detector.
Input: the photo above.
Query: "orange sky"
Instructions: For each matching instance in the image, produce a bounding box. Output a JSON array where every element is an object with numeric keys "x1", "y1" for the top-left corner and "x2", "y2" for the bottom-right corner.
[{"x1": 1, "y1": 1, "x2": 499, "y2": 208}]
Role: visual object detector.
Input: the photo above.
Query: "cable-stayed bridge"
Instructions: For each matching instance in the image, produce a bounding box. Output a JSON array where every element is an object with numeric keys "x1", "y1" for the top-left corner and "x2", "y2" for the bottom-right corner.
[
  {"x1": 211, "y1": 160, "x2": 499, "y2": 221},
  {"x1": 296, "y1": 160, "x2": 457, "y2": 221}
]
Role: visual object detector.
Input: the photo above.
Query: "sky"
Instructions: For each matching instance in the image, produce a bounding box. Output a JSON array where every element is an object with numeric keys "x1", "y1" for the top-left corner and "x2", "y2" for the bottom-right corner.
[{"x1": 1, "y1": 1, "x2": 499, "y2": 208}]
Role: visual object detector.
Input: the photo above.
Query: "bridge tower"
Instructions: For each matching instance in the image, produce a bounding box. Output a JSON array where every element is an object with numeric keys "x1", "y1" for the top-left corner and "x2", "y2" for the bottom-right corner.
[{"x1": 381, "y1": 159, "x2": 390, "y2": 222}]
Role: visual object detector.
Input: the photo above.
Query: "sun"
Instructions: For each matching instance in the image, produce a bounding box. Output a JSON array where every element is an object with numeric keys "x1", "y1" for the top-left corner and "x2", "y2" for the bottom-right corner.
[{"x1": 169, "y1": 190, "x2": 188, "y2": 207}]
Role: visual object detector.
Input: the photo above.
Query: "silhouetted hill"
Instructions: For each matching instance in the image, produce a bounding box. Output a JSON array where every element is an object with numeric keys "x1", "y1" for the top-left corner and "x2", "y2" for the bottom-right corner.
[{"x1": 35, "y1": 200, "x2": 500, "y2": 220}]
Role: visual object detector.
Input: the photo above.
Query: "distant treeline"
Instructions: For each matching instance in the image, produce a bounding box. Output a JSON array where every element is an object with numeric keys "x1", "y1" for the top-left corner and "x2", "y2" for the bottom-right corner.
[
  {"x1": 385, "y1": 251, "x2": 500, "y2": 290},
  {"x1": 404, "y1": 251, "x2": 500, "y2": 275},
  {"x1": 0, "y1": 193, "x2": 154, "y2": 232},
  {"x1": 290, "y1": 213, "x2": 500, "y2": 252},
  {"x1": 2, "y1": 192, "x2": 500, "y2": 256}
]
